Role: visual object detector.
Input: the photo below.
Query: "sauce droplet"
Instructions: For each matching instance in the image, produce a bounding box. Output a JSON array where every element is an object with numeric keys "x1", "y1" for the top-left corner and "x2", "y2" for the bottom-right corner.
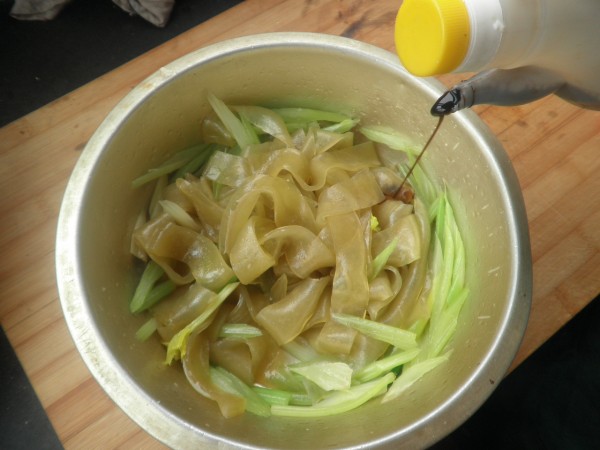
[{"x1": 431, "y1": 89, "x2": 461, "y2": 116}]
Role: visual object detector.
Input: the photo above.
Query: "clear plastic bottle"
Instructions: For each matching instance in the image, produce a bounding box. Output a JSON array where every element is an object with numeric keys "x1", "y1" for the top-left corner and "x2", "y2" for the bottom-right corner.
[{"x1": 395, "y1": 0, "x2": 600, "y2": 114}]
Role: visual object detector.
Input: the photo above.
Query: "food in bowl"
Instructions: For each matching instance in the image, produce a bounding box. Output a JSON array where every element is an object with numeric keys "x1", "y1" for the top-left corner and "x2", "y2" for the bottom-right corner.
[
  {"x1": 128, "y1": 94, "x2": 468, "y2": 419},
  {"x1": 56, "y1": 32, "x2": 531, "y2": 449}
]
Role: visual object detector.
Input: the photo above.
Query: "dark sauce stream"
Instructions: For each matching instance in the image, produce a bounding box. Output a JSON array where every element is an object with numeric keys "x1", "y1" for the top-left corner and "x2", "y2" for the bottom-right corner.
[{"x1": 394, "y1": 115, "x2": 445, "y2": 197}]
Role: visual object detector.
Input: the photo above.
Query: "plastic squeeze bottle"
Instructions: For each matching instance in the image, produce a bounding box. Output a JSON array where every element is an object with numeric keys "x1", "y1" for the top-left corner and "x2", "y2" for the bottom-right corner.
[{"x1": 394, "y1": 0, "x2": 600, "y2": 115}]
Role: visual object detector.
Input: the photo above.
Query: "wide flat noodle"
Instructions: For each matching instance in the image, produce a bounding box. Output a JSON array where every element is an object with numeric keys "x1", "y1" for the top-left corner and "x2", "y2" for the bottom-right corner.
[
  {"x1": 367, "y1": 266, "x2": 402, "y2": 320},
  {"x1": 134, "y1": 213, "x2": 235, "y2": 289},
  {"x1": 229, "y1": 216, "x2": 276, "y2": 284},
  {"x1": 261, "y1": 225, "x2": 335, "y2": 278},
  {"x1": 177, "y1": 178, "x2": 223, "y2": 241},
  {"x1": 255, "y1": 276, "x2": 330, "y2": 345},
  {"x1": 316, "y1": 169, "x2": 385, "y2": 225},
  {"x1": 309, "y1": 141, "x2": 380, "y2": 191},
  {"x1": 220, "y1": 175, "x2": 318, "y2": 254},
  {"x1": 233, "y1": 105, "x2": 293, "y2": 147},
  {"x1": 183, "y1": 332, "x2": 246, "y2": 418},
  {"x1": 185, "y1": 234, "x2": 235, "y2": 290},
  {"x1": 204, "y1": 151, "x2": 251, "y2": 187},
  {"x1": 371, "y1": 214, "x2": 421, "y2": 268},
  {"x1": 316, "y1": 212, "x2": 369, "y2": 355},
  {"x1": 133, "y1": 213, "x2": 195, "y2": 284},
  {"x1": 247, "y1": 147, "x2": 311, "y2": 190},
  {"x1": 349, "y1": 199, "x2": 431, "y2": 367},
  {"x1": 153, "y1": 283, "x2": 218, "y2": 341}
]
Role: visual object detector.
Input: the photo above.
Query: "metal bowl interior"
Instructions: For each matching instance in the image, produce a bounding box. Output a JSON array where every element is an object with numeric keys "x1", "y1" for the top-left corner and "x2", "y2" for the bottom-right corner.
[{"x1": 56, "y1": 32, "x2": 531, "y2": 450}]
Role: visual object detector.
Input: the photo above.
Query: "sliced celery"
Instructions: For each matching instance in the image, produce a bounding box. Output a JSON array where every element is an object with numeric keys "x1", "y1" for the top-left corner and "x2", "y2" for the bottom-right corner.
[
  {"x1": 359, "y1": 126, "x2": 420, "y2": 156},
  {"x1": 137, "y1": 280, "x2": 176, "y2": 313},
  {"x1": 382, "y1": 353, "x2": 449, "y2": 402},
  {"x1": 332, "y1": 313, "x2": 417, "y2": 350},
  {"x1": 289, "y1": 392, "x2": 313, "y2": 406},
  {"x1": 421, "y1": 194, "x2": 469, "y2": 359},
  {"x1": 354, "y1": 348, "x2": 420, "y2": 383},
  {"x1": 132, "y1": 145, "x2": 205, "y2": 188},
  {"x1": 218, "y1": 323, "x2": 263, "y2": 340},
  {"x1": 210, "y1": 366, "x2": 271, "y2": 417},
  {"x1": 135, "y1": 317, "x2": 158, "y2": 342},
  {"x1": 282, "y1": 339, "x2": 321, "y2": 363},
  {"x1": 368, "y1": 237, "x2": 399, "y2": 281},
  {"x1": 252, "y1": 386, "x2": 292, "y2": 406},
  {"x1": 271, "y1": 107, "x2": 351, "y2": 125},
  {"x1": 289, "y1": 361, "x2": 353, "y2": 391},
  {"x1": 171, "y1": 144, "x2": 214, "y2": 180},
  {"x1": 322, "y1": 118, "x2": 359, "y2": 133},
  {"x1": 428, "y1": 288, "x2": 469, "y2": 357},
  {"x1": 165, "y1": 200, "x2": 200, "y2": 229},
  {"x1": 148, "y1": 175, "x2": 168, "y2": 219},
  {"x1": 233, "y1": 105, "x2": 293, "y2": 147},
  {"x1": 159, "y1": 200, "x2": 200, "y2": 231},
  {"x1": 207, "y1": 93, "x2": 259, "y2": 151},
  {"x1": 271, "y1": 372, "x2": 395, "y2": 418},
  {"x1": 130, "y1": 261, "x2": 165, "y2": 313}
]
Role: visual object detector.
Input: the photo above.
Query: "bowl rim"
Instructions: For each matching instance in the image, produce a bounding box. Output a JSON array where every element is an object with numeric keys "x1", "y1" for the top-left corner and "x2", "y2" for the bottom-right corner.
[{"x1": 55, "y1": 31, "x2": 532, "y2": 450}]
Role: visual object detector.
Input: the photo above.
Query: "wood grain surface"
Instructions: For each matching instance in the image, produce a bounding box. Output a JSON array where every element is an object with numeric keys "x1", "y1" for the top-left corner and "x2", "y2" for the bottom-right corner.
[{"x1": 1, "y1": 1, "x2": 598, "y2": 448}]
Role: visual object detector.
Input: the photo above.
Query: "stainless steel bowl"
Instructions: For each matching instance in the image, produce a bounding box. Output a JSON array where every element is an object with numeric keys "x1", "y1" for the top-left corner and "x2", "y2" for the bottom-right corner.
[{"x1": 56, "y1": 32, "x2": 531, "y2": 449}]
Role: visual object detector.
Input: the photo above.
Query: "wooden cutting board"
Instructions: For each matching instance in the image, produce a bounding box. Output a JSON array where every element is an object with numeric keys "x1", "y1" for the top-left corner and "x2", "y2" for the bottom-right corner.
[{"x1": 1, "y1": 1, "x2": 598, "y2": 448}]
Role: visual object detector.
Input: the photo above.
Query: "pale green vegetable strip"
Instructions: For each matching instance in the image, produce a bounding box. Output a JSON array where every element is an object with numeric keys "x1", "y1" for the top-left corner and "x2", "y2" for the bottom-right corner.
[
  {"x1": 332, "y1": 313, "x2": 417, "y2": 350},
  {"x1": 430, "y1": 202, "x2": 454, "y2": 334},
  {"x1": 132, "y1": 145, "x2": 204, "y2": 188},
  {"x1": 368, "y1": 237, "x2": 399, "y2": 281},
  {"x1": 289, "y1": 361, "x2": 353, "y2": 391},
  {"x1": 137, "y1": 280, "x2": 176, "y2": 313},
  {"x1": 130, "y1": 261, "x2": 165, "y2": 313},
  {"x1": 382, "y1": 353, "x2": 449, "y2": 403},
  {"x1": 240, "y1": 113, "x2": 261, "y2": 146},
  {"x1": 148, "y1": 175, "x2": 168, "y2": 219},
  {"x1": 218, "y1": 323, "x2": 263, "y2": 340},
  {"x1": 271, "y1": 107, "x2": 351, "y2": 125},
  {"x1": 354, "y1": 348, "x2": 421, "y2": 383},
  {"x1": 212, "y1": 181, "x2": 224, "y2": 201},
  {"x1": 159, "y1": 200, "x2": 201, "y2": 231},
  {"x1": 408, "y1": 318, "x2": 427, "y2": 336},
  {"x1": 447, "y1": 200, "x2": 466, "y2": 304},
  {"x1": 210, "y1": 367, "x2": 271, "y2": 417},
  {"x1": 359, "y1": 126, "x2": 420, "y2": 156},
  {"x1": 323, "y1": 118, "x2": 359, "y2": 133},
  {"x1": 271, "y1": 372, "x2": 395, "y2": 418},
  {"x1": 282, "y1": 122, "x2": 306, "y2": 134},
  {"x1": 289, "y1": 393, "x2": 313, "y2": 406},
  {"x1": 421, "y1": 194, "x2": 468, "y2": 359},
  {"x1": 165, "y1": 282, "x2": 239, "y2": 364},
  {"x1": 252, "y1": 386, "x2": 292, "y2": 406},
  {"x1": 282, "y1": 339, "x2": 321, "y2": 363},
  {"x1": 428, "y1": 288, "x2": 469, "y2": 357},
  {"x1": 233, "y1": 106, "x2": 293, "y2": 146},
  {"x1": 135, "y1": 317, "x2": 158, "y2": 342},
  {"x1": 207, "y1": 93, "x2": 259, "y2": 151},
  {"x1": 172, "y1": 144, "x2": 214, "y2": 179}
]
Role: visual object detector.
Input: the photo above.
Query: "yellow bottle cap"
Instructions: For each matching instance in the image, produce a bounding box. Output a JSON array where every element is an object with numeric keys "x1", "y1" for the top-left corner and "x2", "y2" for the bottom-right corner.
[{"x1": 395, "y1": 0, "x2": 470, "y2": 77}]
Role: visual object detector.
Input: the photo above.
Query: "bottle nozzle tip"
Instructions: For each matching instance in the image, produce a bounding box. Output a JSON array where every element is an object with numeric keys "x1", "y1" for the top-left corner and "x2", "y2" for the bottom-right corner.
[{"x1": 431, "y1": 89, "x2": 462, "y2": 116}]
